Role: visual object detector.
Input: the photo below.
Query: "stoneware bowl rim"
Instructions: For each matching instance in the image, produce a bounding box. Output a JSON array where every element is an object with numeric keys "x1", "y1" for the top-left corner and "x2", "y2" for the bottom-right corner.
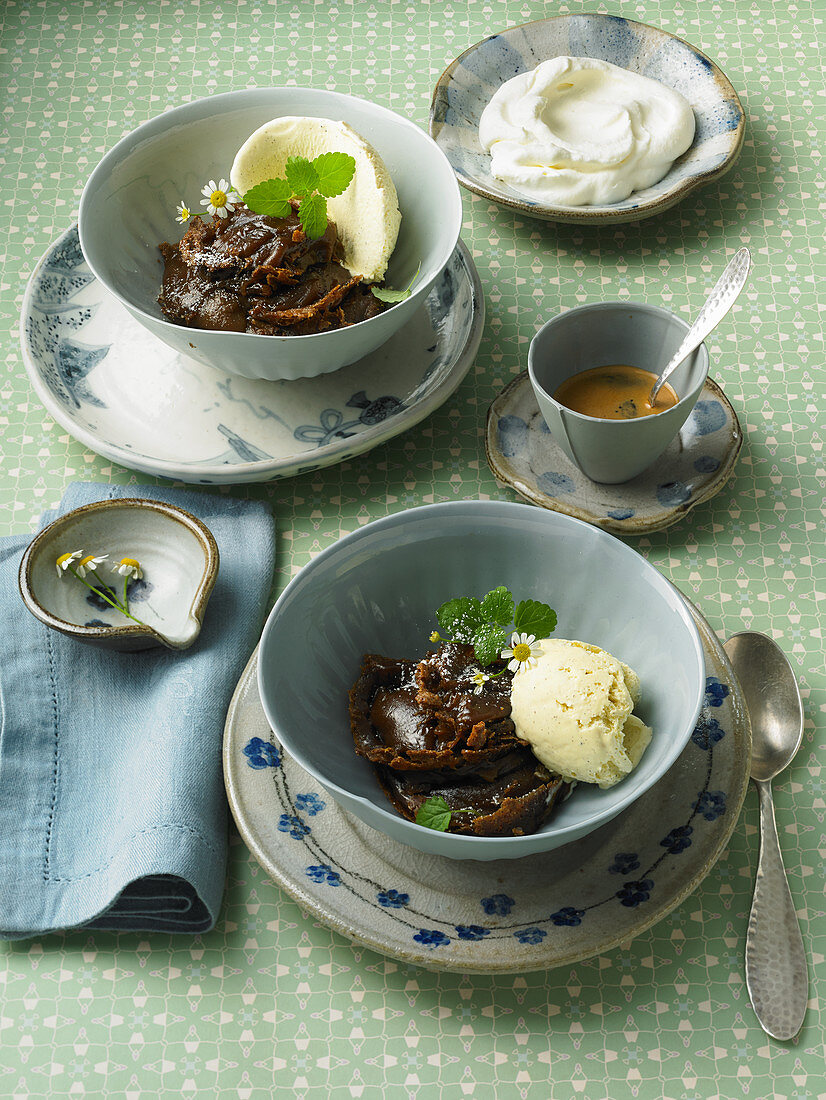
[
  {"x1": 18, "y1": 498, "x2": 220, "y2": 649},
  {"x1": 528, "y1": 299, "x2": 710, "y2": 424},
  {"x1": 257, "y1": 499, "x2": 707, "y2": 858},
  {"x1": 429, "y1": 13, "x2": 746, "y2": 225},
  {"x1": 78, "y1": 85, "x2": 462, "y2": 349}
]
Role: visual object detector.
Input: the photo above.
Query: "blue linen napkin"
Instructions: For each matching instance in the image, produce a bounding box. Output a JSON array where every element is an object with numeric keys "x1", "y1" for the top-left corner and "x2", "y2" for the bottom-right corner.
[{"x1": 0, "y1": 482, "x2": 274, "y2": 939}]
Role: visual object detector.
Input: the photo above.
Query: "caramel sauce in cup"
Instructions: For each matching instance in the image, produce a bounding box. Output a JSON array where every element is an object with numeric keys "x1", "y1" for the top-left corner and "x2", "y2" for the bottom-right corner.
[{"x1": 553, "y1": 364, "x2": 679, "y2": 420}]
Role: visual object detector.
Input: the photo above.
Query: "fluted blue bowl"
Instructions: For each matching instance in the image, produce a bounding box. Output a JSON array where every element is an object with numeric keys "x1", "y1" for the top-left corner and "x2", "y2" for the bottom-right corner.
[
  {"x1": 257, "y1": 501, "x2": 706, "y2": 860},
  {"x1": 80, "y1": 88, "x2": 462, "y2": 381}
]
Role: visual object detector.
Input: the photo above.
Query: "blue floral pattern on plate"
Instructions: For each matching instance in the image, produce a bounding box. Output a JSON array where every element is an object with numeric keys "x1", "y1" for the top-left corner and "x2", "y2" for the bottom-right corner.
[
  {"x1": 21, "y1": 227, "x2": 483, "y2": 485},
  {"x1": 480, "y1": 894, "x2": 514, "y2": 917},
  {"x1": 608, "y1": 853, "x2": 641, "y2": 876},
  {"x1": 243, "y1": 738, "x2": 281, "y2": 770},
  {"x1": 295, "y1": 793, "x2": 326, "y2": 816},
  {"x1": 224, "y1": 602, "x2": 751, "y2": 972},
  {"x1": 377, "y1": 890, "x2": 409, "y2": 909},
  {"x1": 306, "y1": 864, "x2": 341, "y2": 886},
  {"x1": 486, "y1": 372, "x2": 743, "y2": 535},
  {"x1": 456, "y1": 925, "x2": 491, "y2": 941}
]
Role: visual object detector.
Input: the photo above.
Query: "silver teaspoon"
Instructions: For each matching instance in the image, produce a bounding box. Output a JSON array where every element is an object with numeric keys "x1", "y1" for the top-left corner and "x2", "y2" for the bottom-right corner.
[
  {"x1": 649, "y1": 247, "x2": 751, "y2": 405},
  {"x1": 723, "y1": 631, "x2": 808, "y2": 1040}
]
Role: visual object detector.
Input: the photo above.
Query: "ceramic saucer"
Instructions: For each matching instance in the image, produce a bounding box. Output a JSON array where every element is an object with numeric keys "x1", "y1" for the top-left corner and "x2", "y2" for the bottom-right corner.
[
  {"x1": 486, "y1": 372, "x2": 742, "y2": 535},
  {"x1": 21, "y1": 227, "x2": 483, "y2": 484},
  {"x1": 223, "y1": 600, "x2": 750, "y2": 974}
]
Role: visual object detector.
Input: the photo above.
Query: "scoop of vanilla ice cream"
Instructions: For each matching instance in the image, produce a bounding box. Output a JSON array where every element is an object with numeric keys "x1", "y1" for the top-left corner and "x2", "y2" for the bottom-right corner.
[
  {"x1": 230, "y1": 116, "x2": 401, "y2": 282},
  {"x1": 510, "y1": 639, "x2": 652, "y2": 789}
]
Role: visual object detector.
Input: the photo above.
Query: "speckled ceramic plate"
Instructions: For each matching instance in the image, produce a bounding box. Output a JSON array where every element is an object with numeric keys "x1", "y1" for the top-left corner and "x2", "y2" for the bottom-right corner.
[
  {"x1": 20, "y1": 227, "x2": 483, "y2": 484},
  {"x1": 430, "y1": 14, "x2": 746, "y2": 225},
  {"x1": 223, "y1": 601, "x2": 750, "y2": 973},
  {"x1": 486, "y1": 372, "x2": 742, "y2": 535}
]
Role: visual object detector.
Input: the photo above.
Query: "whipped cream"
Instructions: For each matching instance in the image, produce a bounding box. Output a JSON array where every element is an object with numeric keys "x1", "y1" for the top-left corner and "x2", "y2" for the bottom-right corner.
[{"x1": 479, "y1": 56, "x2": 695, "y2": 206}]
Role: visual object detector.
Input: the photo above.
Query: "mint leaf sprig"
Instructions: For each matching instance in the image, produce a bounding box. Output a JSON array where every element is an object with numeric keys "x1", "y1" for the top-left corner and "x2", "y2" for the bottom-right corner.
[
  {"x1": 433, "y1": 585, "x2": 557, "y2": 668},
  {"x1": 415, "y1": 795, "x2": 480, "y2": 832},
  {"x1": 243, "y1": 151, "x2": 357, "y2": 239},
  {"x1": 244, "y1": 153, "x2": 417, "y2": 303},
  {"x1": 371, "y1": 263, "x2": 421, "y2": 304}
]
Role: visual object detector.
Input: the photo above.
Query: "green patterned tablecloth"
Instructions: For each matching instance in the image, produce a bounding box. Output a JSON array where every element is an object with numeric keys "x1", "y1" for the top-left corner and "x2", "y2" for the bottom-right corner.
[{"x1": 1, "y1": 1, "x2": 823, "y2": 1095}]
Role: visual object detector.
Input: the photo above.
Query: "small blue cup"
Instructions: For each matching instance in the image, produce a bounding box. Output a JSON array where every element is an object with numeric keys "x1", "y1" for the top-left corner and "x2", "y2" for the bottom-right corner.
[{"x1": 528, "y1": 303, "x2": 710, "y2": 484}]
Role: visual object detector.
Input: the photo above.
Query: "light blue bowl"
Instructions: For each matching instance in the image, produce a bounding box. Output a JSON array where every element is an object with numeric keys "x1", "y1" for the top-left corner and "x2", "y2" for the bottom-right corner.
[
  {"x1": 257, "y1": 501, "x2": 705, "y2": 860},
  {"x1": 430, "y1": 14, "x2": 745, "y2": 224},
  {"x1": 79, "y1": 88, "x2": 462, "y2": 381}
]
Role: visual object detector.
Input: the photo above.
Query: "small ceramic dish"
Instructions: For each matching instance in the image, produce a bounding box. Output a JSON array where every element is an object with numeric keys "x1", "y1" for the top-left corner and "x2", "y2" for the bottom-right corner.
[
  {"x1": 429, "y1": 14, "x2": 745, "y2": 224},
  {"x1": 256, "y1": 500, "x2": 705, "y2": 861},
  {"x1": 486, "y1": 371, "x2": 742, "y2": 535},
  {"x1": 18, "y1": 498, "x2": 219, "y2": 651},
  {"x1": 79, "y1": 87, "x2": 462, "y2": 381}
]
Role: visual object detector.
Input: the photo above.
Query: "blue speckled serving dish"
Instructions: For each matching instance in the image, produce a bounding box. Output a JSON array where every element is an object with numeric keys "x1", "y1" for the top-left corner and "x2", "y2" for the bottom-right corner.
[
  {"x1": 486, "y1": 371, "x2": 742, "y2": 535},
  {"x1": 430, "y1": 14, "x2": 745, "y2": 224},
  {"x1": 224, "y1": 603, "x2": 750, "y2": 972},
  {"x1": 20, "y1": 226, "x2": 483, "y2": 484}
]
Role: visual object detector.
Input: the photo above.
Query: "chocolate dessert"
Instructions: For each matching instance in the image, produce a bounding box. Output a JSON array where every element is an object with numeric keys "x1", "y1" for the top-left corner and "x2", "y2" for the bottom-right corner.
[
  {"x1": 158, "y1": 203, "x2": 387, "y2": 335},
  {"x1": 348, "y1": 642, "x2": 570, "y2": 837}
]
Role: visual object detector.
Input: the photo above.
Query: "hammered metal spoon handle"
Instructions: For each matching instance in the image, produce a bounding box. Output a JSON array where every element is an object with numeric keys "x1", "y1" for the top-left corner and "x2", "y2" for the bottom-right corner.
[
  {"x1": 649, "y1": 246, "x2": 751, "y2": 404},
  {"x1": 745, "y1": 777, "x2": 808, "y2": 1040}
]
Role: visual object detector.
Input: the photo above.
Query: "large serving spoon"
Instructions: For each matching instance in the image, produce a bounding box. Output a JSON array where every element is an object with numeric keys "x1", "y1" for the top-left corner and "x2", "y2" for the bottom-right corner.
[
  {"x1": 723, "y1": 631, "x2": 808, "y2": 1040},
  {"x1": 649, "y1": 247, "x2": 751, "y2": 405}
]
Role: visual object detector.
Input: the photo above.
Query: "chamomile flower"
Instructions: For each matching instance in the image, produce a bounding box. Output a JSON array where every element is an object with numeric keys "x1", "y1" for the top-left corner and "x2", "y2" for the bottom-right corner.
[
  {"x1": 471, "y1": 670, "x2": 490, "y2": 694},
  {"x1": 501, "y1": 632, "x2": 542, "y2": 674},
  {"x1": 176, "y1": 200, "x2": 193, "y2": 224},
  {"x1": 114, "y1": 557, "x2": 143, "y2": 580},
  {"x1": 75, "y1": 553, "x2": 108, "y2": 578},
  {"x1": 200, "y1": 178, "x2": 239, "y2": 219},
  {"x1": 55, "y1": 550, "x2": 83, "y2": 577}
]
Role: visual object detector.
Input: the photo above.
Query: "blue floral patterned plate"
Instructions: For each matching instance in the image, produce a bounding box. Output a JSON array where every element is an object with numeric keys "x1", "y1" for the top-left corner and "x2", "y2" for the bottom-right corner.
[
  {"x1": 486, "y1": 371, "x2": 742, "y2": 536},
  {"x1": 20, "y1": 227, "x2": 483, "y2": 484},
  {"x1": 223, "y1": 600, "x2": 750, "y2": 973},
  {"x1": 430, "y1": 13, "x2": 745, "y2": 224}
]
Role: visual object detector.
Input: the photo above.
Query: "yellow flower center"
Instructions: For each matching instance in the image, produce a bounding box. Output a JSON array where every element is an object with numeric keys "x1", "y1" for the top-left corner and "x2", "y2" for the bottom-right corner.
[
  {"x1": 512, "y1": 643, "x2": 532, "y2": 662},
  {"x1": 119, "y1": 557, "x2": 140, "y2": 569},
  {"x1": 56, "y1": 552, "x2": 75, "y2": 568},
  {"x1": 79, "y1": 555, "x2": 97, "y2": 568},
  {"x1": 210, "y1": 189, "x2": 227, "y2": 209}
]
